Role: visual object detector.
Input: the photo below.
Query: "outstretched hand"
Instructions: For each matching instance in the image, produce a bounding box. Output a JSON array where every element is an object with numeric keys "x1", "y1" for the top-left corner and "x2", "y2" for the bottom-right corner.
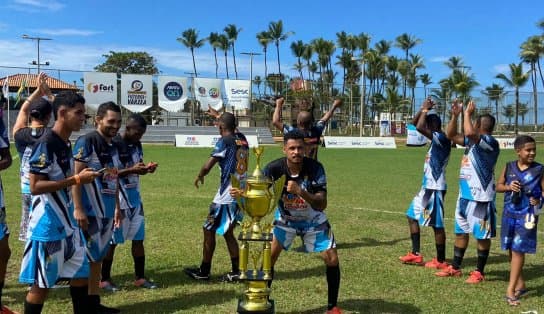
[
  {"x1": 465, "y1": 100, "x2": 476, "y2": 116},
  {"x1": 451, "y1": 99, "x2": 463, "y2": 116},
  {"x1": 205, "y1": 105, "x2": 221, "y2": 119}
]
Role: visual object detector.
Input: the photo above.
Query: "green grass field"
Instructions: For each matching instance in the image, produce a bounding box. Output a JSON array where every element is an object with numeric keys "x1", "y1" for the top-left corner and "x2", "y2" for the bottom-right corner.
[{"x1": 1, "y1": 143, "x2": 543, "y2": 313}]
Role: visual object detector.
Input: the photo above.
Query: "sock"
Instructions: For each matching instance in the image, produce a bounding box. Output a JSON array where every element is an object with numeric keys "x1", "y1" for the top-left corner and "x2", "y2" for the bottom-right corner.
[
  {"x1": 101, "y1": 258, "x2": 113, "y2": 282},
  {"x1": 134, "y1": 255, "x2": 145, "y2": 280},
  {"x1": 452, "y1": 246, "x2": 466, "y2": 270},
  {"x1": 267, "y1": 267, "x2": 274, "y2": 288},
  {"x1": 88, "y1": 294, "x2": 100, "y2": 311},
  {"x1": 410, "y1": 233, "x2": 420, "y2": 254},
  {"x1": 231, "y1": 257, "x2": 239, "y2": 273},
  {"x1": 70, "y1": 285, "x2": 88, "y2": 314},
  {"x1": 200, "y1": 261, "x2": 211, "y2": 275},
  {"x1": 0, "y1": 281, "x2": 3, "y2": 307},
  {"x1": 436, "y1": 244, "x2": 446, "y2": 263},
  {"x1": 24, "y1": 300, "x2": 44, "y2": 314},
  {"x1": 476, "y1": 249, "x2": 490, "y2": 275},
  {"x1": 326, "y1": 265, "x2": 340, "y2": 310}
]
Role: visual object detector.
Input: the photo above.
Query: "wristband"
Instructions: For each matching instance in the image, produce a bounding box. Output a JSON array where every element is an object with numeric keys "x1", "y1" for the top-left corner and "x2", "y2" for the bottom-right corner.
[
  {"x1": 421, "y1": 109, "x2": 429, "y2": 113},
  {"x1": 74, "y1": 174, "x2": 81, "y2": 185}
]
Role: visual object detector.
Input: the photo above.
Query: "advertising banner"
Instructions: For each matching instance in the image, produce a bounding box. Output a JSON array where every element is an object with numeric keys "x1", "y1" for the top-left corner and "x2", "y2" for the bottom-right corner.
[
  {"x1": 323, "y1": 136, "x2": 396, "y2": 149},
  {"x1": 158, "y1": 76, "x2": 188, "y2": 112},
  {"x1": 175, "y1": 134, "x2": 259, "y2": 148},
  {"x1": 120, "y1": 74, "x2": 153, "y2": 112},
  {"x1": 224, "y1": 79, "x2": 251, "y2": 109},
  {"x1": 83, "y1": 72, "x2": 117, "y2": 110},
  {"x1": 193, "y1": 78, "x2": 223, "y2": 110},
  {"x1": 406, "y1": 124, "x2": 428, "y2": 146}
]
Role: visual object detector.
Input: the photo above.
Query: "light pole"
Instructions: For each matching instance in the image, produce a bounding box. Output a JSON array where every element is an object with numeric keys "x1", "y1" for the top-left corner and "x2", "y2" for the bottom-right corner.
[
  {"x1": 352, "y1": 57, "x2": 366, "y2": 137},
  {"x1": 241, "y1": 52, "x2": 261, "y2": 126},
  {"x1": 22, "y1": 34, "x2": 52, "y2": 74},
  {"x1": 185, "y1": 71, "x2": 200, "y2": 126}
]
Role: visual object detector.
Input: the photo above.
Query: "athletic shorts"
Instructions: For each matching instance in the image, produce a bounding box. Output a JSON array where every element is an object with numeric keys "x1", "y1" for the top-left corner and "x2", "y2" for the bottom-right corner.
[
  {"x1": 0, "y1": 207, "x2": 9, "y2": 241},
  {"x1": 203, "y1": 202, "x2": 242, "y2": 236},
  {"x1": 19, "y1": 193, "x2": 31, "y2": 242},
  {"x1": 85, "y1": 216, "x2": 114, "y2": 262},
  {"x1": 19, "y1": 230, "x2": 89, "y2": 288},
  {"x1": 406, "y1": 188, "x2": 446, "y2": 228},
  {"x1": 454, "y1": 198, "x2": 496, "y2": 239},
  {"x1": 112, "y1": 205, "x2": 145, "y2": 244},
  {"x1": 501, "y1": 212, "x2": 538, "y2": 254},
  {"x1": 273, "y1": 220, "x2": 336, "y2": 253}
]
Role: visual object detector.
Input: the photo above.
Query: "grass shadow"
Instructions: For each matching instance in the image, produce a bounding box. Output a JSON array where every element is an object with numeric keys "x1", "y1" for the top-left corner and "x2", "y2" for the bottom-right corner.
[
  {"x1": 337, "y1": 237, "x2": 409, "y2": 250},
  {"x1": 278, "y1": 298, "x2": 421, "y2": 314}
]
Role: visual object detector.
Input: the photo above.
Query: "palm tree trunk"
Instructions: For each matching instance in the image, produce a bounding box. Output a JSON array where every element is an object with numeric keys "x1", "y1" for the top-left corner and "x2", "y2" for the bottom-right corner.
[
  {"x1": 264, "y1": 49, "x2": 268, "y2": 95},
  {"x1": 191, "y1": 48, "x2": 198, "y2": 77},
  {"x1": 515, "y1": 88, "x2": 520, "y2": 135},
  {"x1": 224, "y1": 51, "x2": 229, "y2": 79},
  {"x1": 232, "y1": 45, "x2": 238, "y2": 79},
  {"x1": 213, "y1": 49, "x2": 219, "y2": 79},
  {"x1": 276, "y1": 42, "x2": 281, "y2": 76},
  {"x1": 532, "y1": 64, "x2": 538, "y2": 131}
]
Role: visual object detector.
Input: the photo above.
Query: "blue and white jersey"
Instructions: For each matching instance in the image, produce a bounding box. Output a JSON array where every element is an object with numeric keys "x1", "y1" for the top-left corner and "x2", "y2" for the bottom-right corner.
[
  {"x1": 113, "y1": 135, "x2": 143, "y2": 210},
  {"x1": 459, "y1": 134, "x2": 500, "y2": 201},
  {"x1": 73, "y1": 131, "x2": 120, "y2": 218},
  {"x1": 283, "y1": 121, "x2": 325, "y2": 160},
  {"x1": 264, "y1": 157, "x2": 328, "y2": 224},
  {"x1": 211, "y1": 132, "x2": 249, "y2": 205},
  {"x1": 0, "y1": 118, "x2": 9, "y2": 209},
  {"x1": 421, "y1": 131, "x2": 451, "y2": 190},
  {"x1": 15, "y1": 127, "x2": 50, "y2": 194},
  {"x1": 503, "y1": 161, "x2": 543, "y2": 215},
  {"x1": 27, "y1": 131, "x2": 77, "y2": 241}
]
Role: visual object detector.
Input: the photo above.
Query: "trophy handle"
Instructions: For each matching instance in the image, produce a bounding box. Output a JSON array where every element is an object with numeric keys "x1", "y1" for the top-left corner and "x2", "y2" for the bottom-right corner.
[
  {"x1": 269, "y1": 175, "x2": 286, "y2": 213},
  {"x1": 231, "y1": 174, "x2": 245, "y2": 212}
]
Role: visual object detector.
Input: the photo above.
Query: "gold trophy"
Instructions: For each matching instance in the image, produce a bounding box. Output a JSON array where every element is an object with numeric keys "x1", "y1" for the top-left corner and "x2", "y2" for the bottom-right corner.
[{"x1": 232, "y1": 147, "x2": 285, "y2": 313}]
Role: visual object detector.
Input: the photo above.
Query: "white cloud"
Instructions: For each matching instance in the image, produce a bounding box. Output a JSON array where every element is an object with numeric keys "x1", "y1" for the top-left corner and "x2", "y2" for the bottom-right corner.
[
  {"x1": 30, "y1": 28, "x2": 102, "y2": 37},
  {"x1": 492, "y1": 64, "x2": 510, "y2": 74},
  {"x1": 11, "y1": 0, "x2": 64, "y2": 11},
  {"x1": 429, "y1": 56, "x2": 449, "y2": 63}
]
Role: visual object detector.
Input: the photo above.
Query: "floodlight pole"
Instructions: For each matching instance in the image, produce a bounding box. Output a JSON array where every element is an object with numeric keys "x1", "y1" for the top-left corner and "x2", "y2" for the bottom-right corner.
[
  {"x1": 352, "y1": 57, "x2": 366, "y2": 137},
  {"x1": 22, "y1": 34, "x2": 52, "y2": 74}
]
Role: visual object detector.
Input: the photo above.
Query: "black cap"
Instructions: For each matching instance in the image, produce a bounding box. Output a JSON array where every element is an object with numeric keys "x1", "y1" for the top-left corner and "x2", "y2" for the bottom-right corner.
[{"x1": 29, "y1": 97, "x2": 53, "y2": 121}]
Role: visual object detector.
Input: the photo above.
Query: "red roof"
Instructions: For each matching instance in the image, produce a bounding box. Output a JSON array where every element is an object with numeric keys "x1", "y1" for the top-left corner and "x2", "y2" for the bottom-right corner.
[{"x1": 0, "y1": 74, "x2": 78, "y2": 92}]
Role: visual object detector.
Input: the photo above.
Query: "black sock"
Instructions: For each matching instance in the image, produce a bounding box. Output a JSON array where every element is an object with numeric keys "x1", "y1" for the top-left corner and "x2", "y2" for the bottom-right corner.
[
  {"x1": 101, "y1": 258, "x2": 113, "y2": 282},
  {"x1": 267, "y1": 267, "x2": 274, "y2": 288},
  {"x1": 200, "y1": 261, "x2": 211, "y2": 275},
  {"x1": 134, "y1": 255, "x2": 145, "y2": 280},
  {"x1": 231, "y1": 257, "x2": 239, "y2": 273},
  {"x1": 436, "y1": 244, "x2": 446, "y2": 263},
  {"x1": 0, "y1": 281, "x2": 4, "y2": 307},
  {"x1": 88, "y1": 294, "x2": 100, "y2": 311},
  {"x1": 476, "y1": 249, "x2": 490, "y2": 275},
  {"x1": 452, "y1": 246, "x2": 466, "y2": 270},
  {"x1": 24, "y1": 300, "x2": 44, "y2": 314},
  {"x1": 70, "y1": 285, "x2": 88, "y2": 314},
  {"x1": 410, "y1": 233, "x2": 420, "y2": 254},
  {"x1": 326, "y1": 265, "x2": 340, "y2": 310}
]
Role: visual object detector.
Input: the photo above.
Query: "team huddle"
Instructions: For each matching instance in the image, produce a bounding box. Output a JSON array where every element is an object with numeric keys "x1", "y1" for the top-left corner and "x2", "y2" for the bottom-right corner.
[{"x1": 400, "y1": 98, "x2": 542, "y2": 307}]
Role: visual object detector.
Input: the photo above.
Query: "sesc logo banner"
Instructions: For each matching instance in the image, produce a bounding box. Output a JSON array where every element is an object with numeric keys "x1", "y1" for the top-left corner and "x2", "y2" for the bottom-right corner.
[
  {"x1": 121, "y1": 74, "x2": 153, "y2": 113},
  {"x1": 158, "y1": 76, "x2": 188, "y2": 112},
  {"x1": 84, "y1": 72, "x2": 117, "y2": 110},
  {"x1": 194, "y1": 77, "x2": 223, "y2": 110},
  {"x1": 224, "y1": 79, "x2": 250, "y2": 109}
]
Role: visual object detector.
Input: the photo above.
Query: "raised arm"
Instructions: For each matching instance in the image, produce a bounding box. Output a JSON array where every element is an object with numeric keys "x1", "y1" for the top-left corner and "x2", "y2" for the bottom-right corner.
[
  {"x1": 463, "y1": 100, "x2": 479, "y2": 144},
  {"x1": 319, "y1": 98, "x2": 342, "y2": 124},
  {"x1": 414, "y1": 98, "x2": 434, "y2": 140},
  {"x1": 446, "y1": 99, "x2": 464, "y2": 145},
  {"x1": 12, "y1": 72, "x2": 52, "y2": 136},
  {"x1": 272, "y1": 96, "x2": 285, "y2": 132}
]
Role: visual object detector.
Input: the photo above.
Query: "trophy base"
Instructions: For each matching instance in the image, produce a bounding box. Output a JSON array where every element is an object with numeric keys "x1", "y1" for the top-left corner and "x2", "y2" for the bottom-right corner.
[{"x1": 237, "y1": 299, "x2": 275, "y2": 314}]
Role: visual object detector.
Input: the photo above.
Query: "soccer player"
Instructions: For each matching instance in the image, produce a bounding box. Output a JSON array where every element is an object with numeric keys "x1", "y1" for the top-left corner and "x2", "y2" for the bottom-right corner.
[
  {"x1": 73, "y1": 101, "x2": 122, "y2": 313},
  {"x1": 496, "y1": 135, "x2": 543, "y2": 306},
  {"x1": 272, "y1": 96, "x2": 342, "y2": 160},
  {"x1": 436, "y1": 100, "x2": 500, "y2": 284},
  {"x1": 0, "y1": 88, "x2": 13, "y2": 314},
  {"x1": 100, "y1": 114, "x2": 159, "y2": 291},
  {"x1": 19, "y1": 91, "x2": 99, "y2": 314},
  {"x1": 264, "y1": 130, "x2": 341, "y2": 314},
  {"x1": 184, "y1": 112, "x2": 248, "y2": 282},
  {"x1": 13, "y1": 72, "x2": 53, "y2": 242},
  {"x1": 399, "y1": 99, "x2": 451, "y2": 269}
]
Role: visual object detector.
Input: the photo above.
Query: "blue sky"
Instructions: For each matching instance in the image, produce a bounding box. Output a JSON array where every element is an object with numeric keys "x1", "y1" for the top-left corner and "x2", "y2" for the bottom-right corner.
[{"x1": 0, "y1": 0, "x2": 543, "y2": 93}]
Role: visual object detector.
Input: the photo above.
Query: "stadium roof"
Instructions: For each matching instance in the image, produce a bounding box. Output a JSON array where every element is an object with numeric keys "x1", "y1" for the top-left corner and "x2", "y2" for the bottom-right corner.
[{"x1": 0, "y1": 74, "x2": 78, "y2": 92}]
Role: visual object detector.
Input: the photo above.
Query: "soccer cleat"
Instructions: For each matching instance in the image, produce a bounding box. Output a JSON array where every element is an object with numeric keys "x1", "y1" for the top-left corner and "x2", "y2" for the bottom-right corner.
[
  {"x1": 0, "y1": 305, "x2": 16, "y2": 314},
  {"x1": 97, "y1": 303, "x2": 121, "y2": 314},
  {"x1": 435, "y1": 265, "x2": 462, "y2": 277},
  {"x1": 99, "y1": 280, "x2": 120, "y2": 292},
  {"x1": 134, "y1": 278, "x2": 158, "y2": 289},
  {"x1": 465, "y1": 270, "x2": 484, "y2": 284},
  {"x1": 184, "y1": 267, "x2": 210, "y2": 281},
  {"x1": 220, "y1": 271, "x2": 240, "y2": 283},
  {"x1": 326, "y1": 306, "x2": 343, "y2": 314},
  {"x1": 399, "y1": 252, "x2": 424, "y2": 265},
  {"x1": 424, "y1": 258, "x2": 449, "y2": 270}
]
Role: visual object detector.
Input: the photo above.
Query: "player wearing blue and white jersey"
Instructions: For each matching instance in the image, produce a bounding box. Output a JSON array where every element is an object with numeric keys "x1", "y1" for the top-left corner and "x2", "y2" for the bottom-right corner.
[
  {"x1": 259, "y1": 130, "x2": 341, "y2": 313},
  {"x1": 0, "y1": 99, "x2": 13, "y2": 313},
  {"x1": 272, "y1": 96, "x2": 342, "y2": 160},
  {"x1": 72, "y1": 101, "x2": 122, "y2": 314},
  {"x1": 436, "y1": 100, "x2": 500, "y2": 285},
  {"x1": 184, "y1": 112, "x2": 249, "y2": 282},
  {"x1": 401, "y1": 99, "x2": 451, "y2": 269},
  {"x1": 101, "y1": 114, "x2": 159, "y2": 291},
  {"x1": 18, "y1": 90, "x2": 99, "y2": 314},
  {"x1": 496, "y1": 135, "x2": 544, "y2": 305}
]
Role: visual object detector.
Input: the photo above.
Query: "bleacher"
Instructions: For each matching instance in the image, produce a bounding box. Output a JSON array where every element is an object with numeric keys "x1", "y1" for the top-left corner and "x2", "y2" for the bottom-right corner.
[{"x1": 69, "y1": 125, "x2": 276, "y2": 145}]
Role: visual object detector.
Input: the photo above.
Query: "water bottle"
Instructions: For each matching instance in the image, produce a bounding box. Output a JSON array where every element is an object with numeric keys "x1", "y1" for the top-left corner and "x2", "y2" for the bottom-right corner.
[{"x1": 511, "y1": 184, "x2": 523, "y2": 205}]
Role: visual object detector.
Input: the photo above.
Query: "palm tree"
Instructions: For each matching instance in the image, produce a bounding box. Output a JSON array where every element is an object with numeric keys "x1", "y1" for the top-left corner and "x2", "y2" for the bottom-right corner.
[
  {"x1": 496, "y1": 63, "x2": 530, "y2": 134},
  {"x1": 208, "y1": 32, "x2": 221, "y2": 78},
  {"x1": 395, "y1": 33, "x2": 421, "y2": 99},
  {"x1": 302, "y1": 44, "x2": 314, "y2": 82},
  {"x1": 256, "y1": 31, "x2": 271, "y2": 93},
  {"x1": 520, "y1": 35, "x2": 542, "y2": 130},
  {"x1": 177, "y1": 28, "x2": 206, "y2": 77},
  {"x1": 444, "y1": 56, "x2": 464, "y2": 70},
  {"x1": 254, "y1": 75, "x2": 262, "y2": 95},
  {"x1": 502, "y1": 104, "x2": 515, "y2": 128},
  {"x1": 224, "y1": 24, "x2": 242, "y2": 79},
  {"x1": 217, "y1": 34, "x2": 230, "y2": 79},
  {"x1": 482, "y1": 83, "x2": 506, "y2": 126},
  {"x1": 420, "y1": 73, "x2": 432, "y2": 98},
  {"x1": 519, "y1": 102, "x2": 529, "y2": 126},
  {"x1": 336, "y1": 31, "x2": 351, "y2": 93},
  {"x1": 290, "y1": 40, "x2": 306, "y2": 80},
  {"x1": 267, "y1": 20, "x2": 294, "y2": 76}
]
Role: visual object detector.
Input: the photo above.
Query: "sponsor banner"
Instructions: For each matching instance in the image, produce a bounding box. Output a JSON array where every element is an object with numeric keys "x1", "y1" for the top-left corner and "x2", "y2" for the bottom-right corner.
[
  {"x1": 158, "y1": 76, "x2": 188, "y2": 112},
  {"x1": 194, "y1": 78, "x2": 223, "y2": 110},
  {"x1": 175, "y1": 134, "x2": 259, "y2": 148},
  {"x1": 121, "y1": 74, "x2": 153, "y2": 112},
  {"x1": 324, "y1": 136, "x2": 396, "y2": 149},
  {"x1": 224, "y1": 79, "x2": 250, "y2": 109},
  {"x1": 456, "y1": 137, "x2": 515, "y2": 149},
  {"x1": 84, "y1": 72, "x2": 117, "y2": 110},
  {"x1": 406, "y1": 124, "x2": 428, "y2": 146}
]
